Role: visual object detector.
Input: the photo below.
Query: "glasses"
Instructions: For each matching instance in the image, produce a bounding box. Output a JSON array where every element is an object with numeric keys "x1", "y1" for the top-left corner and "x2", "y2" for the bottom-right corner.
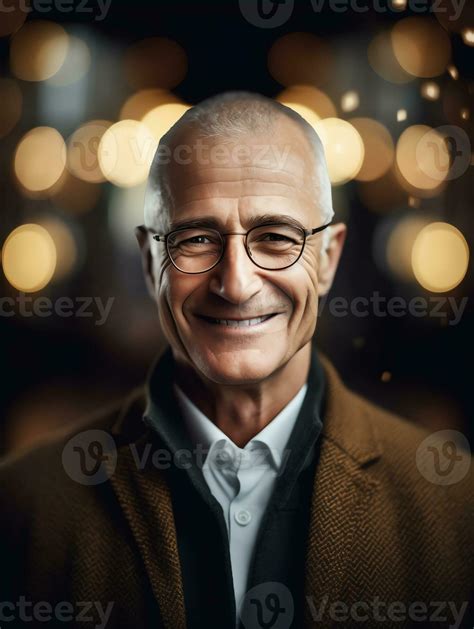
[{"x1": 144, "y1": 221, "x2": 332, "y2": 274}]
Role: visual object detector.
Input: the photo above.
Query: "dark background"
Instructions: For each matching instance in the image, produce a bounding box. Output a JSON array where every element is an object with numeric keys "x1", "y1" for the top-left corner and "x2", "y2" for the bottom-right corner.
[{"x1": 0, "y1": 0, "x2": 473, "y2": 454}]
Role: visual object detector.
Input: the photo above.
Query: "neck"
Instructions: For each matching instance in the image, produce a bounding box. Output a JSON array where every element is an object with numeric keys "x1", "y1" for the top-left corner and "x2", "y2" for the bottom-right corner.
[{"x1": 173, "y1": 343, "x2": 312, "y2": 447}]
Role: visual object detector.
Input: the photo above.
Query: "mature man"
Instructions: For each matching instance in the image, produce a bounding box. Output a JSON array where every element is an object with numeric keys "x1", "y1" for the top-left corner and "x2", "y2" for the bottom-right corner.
[{"x1": 1, "y1": 92, "x2": 472, "y2": 629}]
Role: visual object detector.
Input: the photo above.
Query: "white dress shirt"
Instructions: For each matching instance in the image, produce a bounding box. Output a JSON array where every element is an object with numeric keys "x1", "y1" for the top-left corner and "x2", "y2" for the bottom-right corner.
[{"x1": 173, "y1": 382, "x2": 308, "y2": 623}]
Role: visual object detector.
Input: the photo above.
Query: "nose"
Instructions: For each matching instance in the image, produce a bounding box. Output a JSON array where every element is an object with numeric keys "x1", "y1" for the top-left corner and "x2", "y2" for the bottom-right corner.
[{"x1": 208, "y1": 234, "x2": 263, "y2": 304}]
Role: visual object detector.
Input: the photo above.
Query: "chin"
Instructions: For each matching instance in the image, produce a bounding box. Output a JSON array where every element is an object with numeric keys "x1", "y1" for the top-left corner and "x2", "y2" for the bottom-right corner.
[{"x1": 191, "y1": 346, "x2": 285, "y2": 385}]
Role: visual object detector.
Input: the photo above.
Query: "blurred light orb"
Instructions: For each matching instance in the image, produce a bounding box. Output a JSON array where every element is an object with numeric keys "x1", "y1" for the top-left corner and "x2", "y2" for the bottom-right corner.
[
  {"x1": 397, "y1": 109, "x2": 407, "y2": 122},
  {"x1": 10, "y1": 20, "x2": 69, "y2": 82},
  {"x1": 462, "y1": 28, "x2": 474, "y2": 45},
  {"x1": 341, "y1": 91, "x2": 359, "y2": 113},
  {"x1": 15, "y1": 127, "x2": 66, "y2": 193},
  {"x1": 47, "y1": 35, "x2": 90, "y2": 86},
  {"x1": 120, "y1": 89, "x2": 182, "y2": 121},
  {"x1": 386, "y1": 216, "x2": 430, "y2": 280},
  {"x1": 124, "y1": 37, "x2": 187, "y2": 89},
  {"x1": 142, "y1": 103, "x2": 191, "y2": 142},
  {"x1": 421, "y1": 81, "x2": 440, "y2": 100},
  {"x1": 411, "y1": 222, "x2": 469, "y2": 292},
  {"x1": 350, "y1": 118, "x2": 394, "y2": 182},
  {"x1": 0, "y1": 78, "x2": 22, "y2": 139},
  {"x1": 0, "y1": 0, "x2": 27, "y2": 37},
  {"x1": 2, "y1": 224, "x2": 56, "y2": 292},
  {"x1": 67, "y1": 120, "x2": 112, "y2": 183},
  {"x1": 51, "y1": 170, "x2": 101, "y2": 215},
  {"x1": 447, "y1": 65, "x2": 459, "y2": 79},
  {"x1": 38, "y1": 217, "x2": 78, "y2": 282},
  {"x1": 391, "y1": 18, "x2": 451, "y2": 78},
  {"x1": 368, "y1": 31, "x2": 412, "y2": 83},
  {"x1": 460, "y1": 108, "x2": 470, "y2": 120},
  {"x1": 277, "y1": 85, "x2": 336, "y2": 119},
  {"x1": 313, "y1": 118, "x2": 364, "y2": 185},
  {"x1": 390, "y1": 0, "x2": 407, "y2": 7},
  {"x1": 98, "y1": 119, "x2": 157, "y2": 188},
  {"x1": 396, "y1": 125, "x2": 448, "y2": 191},
  {"x1": 268, "y1": 32, "x2": 333, "y2": 87}
]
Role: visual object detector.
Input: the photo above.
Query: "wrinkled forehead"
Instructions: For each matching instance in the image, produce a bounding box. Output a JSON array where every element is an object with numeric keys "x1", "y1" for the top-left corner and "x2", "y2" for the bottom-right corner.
[{"x1": 164, "y1": 119, "x2": 320, "y2": 212}]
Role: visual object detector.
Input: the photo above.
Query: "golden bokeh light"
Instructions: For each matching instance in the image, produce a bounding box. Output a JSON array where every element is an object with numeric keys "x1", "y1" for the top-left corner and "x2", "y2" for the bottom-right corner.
[
  {"x1": 98, "y1": 119, "x2": 157, "y2": 188},
  {"x1": 421, "y1": 81, "x2": 440, "y2": 100},
  {"x1": 277, "y1": 85, "x2": 336, "y2": 119},
  {"x1": 50, "y1": 170, "x2": 101, "y2": 215},
  {"x1": 313, "y1": 118, "x2": 364, "y2": 185},
  {"x1": 386, "y1": 216, "x2": 430, "y2": 280},
  {"x1": 47, "y1": 35, "x2": 90, "y2": 86},
  {"x1": 14, "y1": 127, "x2": 66, "y2": 193},
  {"x1": 120, "y1": 89, "x2": 183, "y2": 121},
  {"x1": 341, "y1": 91, "x2": 359, "y2": 113},
  {"x1": 411, "y1": 222, "x2": 469, "y2": 292},
  {"x1": 391, "y1": 18, "x2": 451, "y2": 78},
  {"x1": 397, "y1": 109, "x2": 407, "y2": 122},
  {"x1": 2, "y1": 224, "x2": 56, "y2": 292},
  {"x1": 350, "y1": 118, "x2": 394, "y2": 182},
  {"x1": 368, "y1": 31, "x2": 412, "y2": 84},
  {"x1": 142, "y1": 102, "x2": 191, "y2": 142},
  {"x1": 37, "y1": 217, "x2": 78, "y2": 282},
  {"x1": 124, "y1": 37, "x2": 187, "y2": 89},
  {"x1": 395, "y1": 125, "x2": 448, "y2": 192},
  {"x1": 268, "y1": 32, "x2": 333, "y2": 87},
  {"x1": 0, "y1": 78, "x2": 22, "y2": 139},
  {"x1": 10, "y1": 20, "x2": 69, "y2": 82},
  {"x1": 462, "y1": 28, "x2": 474, "y2": 46},
  {"x1": 67, "y1": 120, "x2": 112, "y2": 183},
  {"x1": 447, "y1": 65, "x2": 459, "y2": 80}
]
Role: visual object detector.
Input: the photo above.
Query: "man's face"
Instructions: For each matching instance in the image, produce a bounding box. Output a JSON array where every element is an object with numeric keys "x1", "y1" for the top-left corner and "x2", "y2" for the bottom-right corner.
[{"x1": 147, "y1": 118, "x2": 337, "y2": 385}]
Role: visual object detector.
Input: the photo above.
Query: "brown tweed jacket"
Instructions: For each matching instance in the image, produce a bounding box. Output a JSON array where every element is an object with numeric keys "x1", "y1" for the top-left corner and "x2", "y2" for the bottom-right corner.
[{"x1": 1, "y1": 355, "x2": 472, "y2": 628}]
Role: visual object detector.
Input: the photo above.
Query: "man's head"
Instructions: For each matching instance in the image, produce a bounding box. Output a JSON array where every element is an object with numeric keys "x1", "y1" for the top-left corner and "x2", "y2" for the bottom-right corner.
[{"x1": 137, "y1": 91, "x2": 346, "y2": 385}]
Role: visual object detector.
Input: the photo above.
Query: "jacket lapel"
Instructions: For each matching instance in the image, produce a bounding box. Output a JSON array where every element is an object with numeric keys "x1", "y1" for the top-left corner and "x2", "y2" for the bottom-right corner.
[
  {"x1": 304, "y1": 356, "x2": 383, "y2": 627},
  {"x1": 107, "y1": 391, "x2": 187, "y2": 629}
]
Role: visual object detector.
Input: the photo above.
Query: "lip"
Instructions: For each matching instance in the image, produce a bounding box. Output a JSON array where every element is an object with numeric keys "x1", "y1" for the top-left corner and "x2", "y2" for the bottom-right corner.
[{"x1": 194, "y1": 312, "x2": 282, "y2": 330}]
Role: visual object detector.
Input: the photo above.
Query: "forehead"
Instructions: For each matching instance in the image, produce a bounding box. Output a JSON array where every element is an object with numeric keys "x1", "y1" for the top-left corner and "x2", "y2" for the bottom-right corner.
[{"x1": 165, "y1": 117, "x2": 320, "y2": 227}]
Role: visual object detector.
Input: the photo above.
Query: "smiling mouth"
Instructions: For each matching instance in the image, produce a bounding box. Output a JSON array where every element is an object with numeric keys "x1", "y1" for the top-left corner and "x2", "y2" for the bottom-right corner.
[{"x1": 196, "y1": 313, "x2": 279, "y2": 328}]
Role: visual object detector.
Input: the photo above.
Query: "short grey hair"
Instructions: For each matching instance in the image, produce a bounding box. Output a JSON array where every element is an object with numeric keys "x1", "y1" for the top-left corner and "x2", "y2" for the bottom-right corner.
[{"x1": 144, "y1": 91, "x2": 334, "y2": 249}]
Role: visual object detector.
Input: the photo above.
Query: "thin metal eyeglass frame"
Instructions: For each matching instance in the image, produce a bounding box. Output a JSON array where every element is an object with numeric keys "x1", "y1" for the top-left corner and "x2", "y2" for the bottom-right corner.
[{"x1": 149, "y1": 221, "x2": 333, "y2": 274}]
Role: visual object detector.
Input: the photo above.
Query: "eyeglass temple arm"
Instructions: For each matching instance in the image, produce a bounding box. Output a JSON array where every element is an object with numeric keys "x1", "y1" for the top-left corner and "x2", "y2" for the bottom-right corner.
[{"x1": 305, "y1": 220, "x2": 333, "y2": 237}]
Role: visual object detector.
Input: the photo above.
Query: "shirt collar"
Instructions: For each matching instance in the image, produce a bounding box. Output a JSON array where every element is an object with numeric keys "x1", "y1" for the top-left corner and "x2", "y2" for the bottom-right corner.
[{"x1": 173, "y1": 381, "x2": 308, "y2": 470}]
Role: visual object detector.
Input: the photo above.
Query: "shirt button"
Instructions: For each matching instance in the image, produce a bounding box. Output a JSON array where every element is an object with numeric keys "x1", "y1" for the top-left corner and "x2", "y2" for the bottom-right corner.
[{"x1": 234, "y1": 509, "x2": 252, "y2": 526}]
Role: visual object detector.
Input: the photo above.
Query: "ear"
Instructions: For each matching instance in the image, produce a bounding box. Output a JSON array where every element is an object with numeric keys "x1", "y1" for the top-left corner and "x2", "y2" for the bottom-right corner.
[
  {"x1": 135, "y1": 225, "x2": 157, "y2": 299},
  {"x1": 317, "y1": 222, "x2": 347, "y2": 297}
]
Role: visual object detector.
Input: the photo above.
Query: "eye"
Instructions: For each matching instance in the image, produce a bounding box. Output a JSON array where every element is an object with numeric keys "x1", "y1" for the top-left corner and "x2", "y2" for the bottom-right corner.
[
  {"x1": 260, "y1": 233, "x2": 293, "y2": 242},
  {"x1": 183, "y1": 235, "x2": 212, "y2": 245}
]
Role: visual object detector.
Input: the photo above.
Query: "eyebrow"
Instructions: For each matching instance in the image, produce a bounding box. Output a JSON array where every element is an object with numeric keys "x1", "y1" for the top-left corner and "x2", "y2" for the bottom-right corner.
[{"x1": 169, "y1": 214, "x2": 307, "y2": 232}]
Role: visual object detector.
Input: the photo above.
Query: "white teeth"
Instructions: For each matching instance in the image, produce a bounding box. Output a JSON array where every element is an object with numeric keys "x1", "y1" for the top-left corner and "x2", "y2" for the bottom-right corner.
[{"x1": 213, "y1": 315, "x2": 270, "y2": 327}]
